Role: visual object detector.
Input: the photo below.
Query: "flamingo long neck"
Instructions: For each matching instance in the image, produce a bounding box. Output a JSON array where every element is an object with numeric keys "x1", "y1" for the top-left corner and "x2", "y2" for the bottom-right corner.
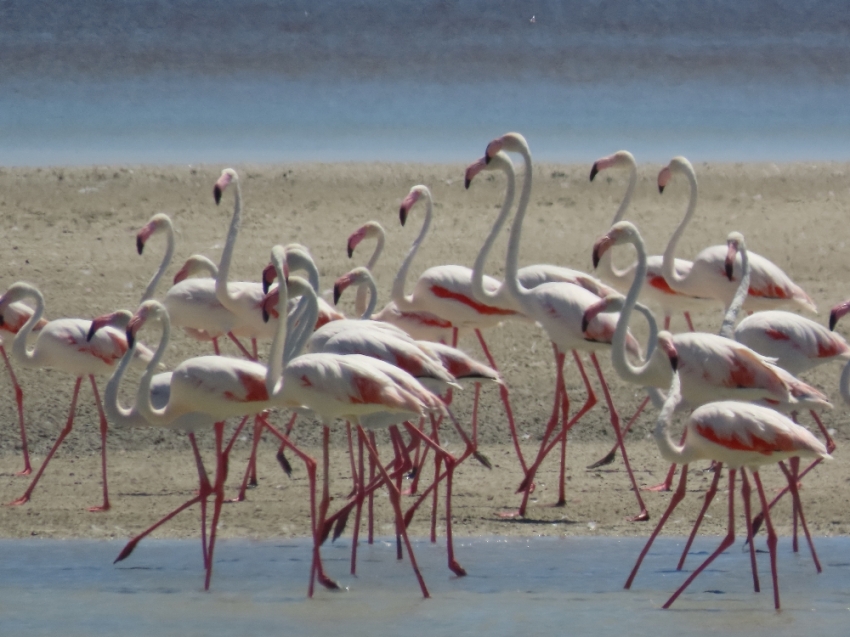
[
  {"x1": 597, "y1": 161, "x2": 638, "y2": 284},
  {"x1": 357, "y1": 228, "x2": 385, "y2": 316},
  {"x1": 187, "y1": 255, "x2": 219, "y2": 279},
  {"x1": 265, "y1": 256, "x2": 290, "y2": 396},
  {"x1": 838, "y1": 358, "x2": 850, "y2": 408},
  {"x1": 611, "y1": 234, "x2": 665, "y2": 385},
  {"x1": 653, "y1": 374, "x2": 697, "y2": 464},
  {"x1": 471, "y1": 157, "x2": 516, "y2": 305},
  {"x1": 10, "y1": 285, "x2": 44, "y2": 368},
  {"x1": 104, "y1": 331, "x2": 144, "y2": 426},
  {"x1": 282, "y1": 277, "x2": 319, "y2": 364},
  {"x1": 504, "y1": 142, "x2": 534, "y2": 303},
  {"x1": 718, "y1": 243, "x2": 750, "y2": 339},
  {"x1": 355, "y1": 273, "x2": 379, "y2": 321},
  {"x1": 136, "y1": 304, "x2": 174, "y2": 427},
  {"x1": 661, "y1": 164, "x2": 699, "y2": 291},
  {"x1": 215, "y1": 177, "x2": 243, "y2": 314},
  {"x1": 391, "y1": 190, "x2": 432, "y2": 312},
  {"x1": 140, "y1": 218, "x2": 175, "y2": 302}
]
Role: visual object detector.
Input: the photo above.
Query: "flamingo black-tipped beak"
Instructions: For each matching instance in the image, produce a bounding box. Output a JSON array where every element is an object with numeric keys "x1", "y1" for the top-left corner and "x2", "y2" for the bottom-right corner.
[
  {"x1": 262, "y1": 307, "x2": 270, "y2": 323},
  {"x1": 213, "y1": 185, "x2": 222, "y2": 205},
  {"x1": 333, "y1": 283, "x2": 343, "y2": 306},
  {"x1": 830, "y1": 309, "x2": 840, "y2": 331},
  {"x1": 724, "y1": 242, "x2": 738, "y2": 281},
  {"x1": 86, "y1": 323, "x2": 98, "y2": 342},
  {"x1": 591, "y1": 235, "x2": 612, "y2": 270},
  {"x1": 669, "y1": 354, "x2": 678, "y2": 372},
  {"x1": 658, "y1": 184, "x2": 665, "y2": 194},
  {"x1": 347, "y1": 243, "x2": 355, "y2": 259},
  {"x1": 725, "y1": 260, "x2": 734, "y2": 281},
  {"x1": 136, "y1": 236, "x2": 145, "y2": 255},
  {"x1": 589, "y1": 163, "x2": 599, "y2": 181},
  {"x1": 0, "y1": 315, "x2": 4, "y2": 327},
  {"x1": 399, "y1": 206, "x2": 408, "y2": 226},
  {"x1": 126, "y1": 329, "x2": 135, "y2": 349},
  {"x1": 262, "y1": 264, "x2": 276, "y2": 294},
  {"x1": 581, "y1": 314, "x2": 590, "y2": 333}
]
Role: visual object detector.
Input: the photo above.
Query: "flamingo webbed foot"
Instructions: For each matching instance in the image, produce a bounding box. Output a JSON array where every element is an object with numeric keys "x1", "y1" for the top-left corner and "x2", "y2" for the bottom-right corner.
[
  {"x1": 6, "y1": 495, "x2": 30, "y2": 507},
  {"x1": 449, "y1": 559, "x2": 467, "y2": 577},
  {"x1": 641, "y1": 482, "x2": 672, "y2": 493}
]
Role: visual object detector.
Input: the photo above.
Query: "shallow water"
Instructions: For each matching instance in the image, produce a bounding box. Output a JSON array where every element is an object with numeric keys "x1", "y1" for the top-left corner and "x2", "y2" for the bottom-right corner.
[{"x1": 1, "y1": 536, "x2": 848, "y2": 636}]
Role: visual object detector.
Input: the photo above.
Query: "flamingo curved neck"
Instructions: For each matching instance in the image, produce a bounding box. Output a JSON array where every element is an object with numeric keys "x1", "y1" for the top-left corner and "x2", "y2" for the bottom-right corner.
[
  {"x1": 503, "y1": 141, "x2": 534, "y2": 303},
  {"x1": 611, "y1": 234, "x2": 665, "y2": 385},
  {"x1": 391, "y1": 190, "x2": 432, "y2": 312},
  {"x1": 357, "y1": 228, "x2": 385, "y2": 316},
  {"x1": 141, "y1": 218, "x2": 175, "y2": 302},
  {"x1": 661, "y1": 165, "x2": 699, "y2": 291},
  {"x1": 215, "y1": 177, "x2": 244, "y2": 314},
  {"x1": 104, "y1": 333, "x2": 143, "y2": 426},
  {"x1": 597, "y1": 163, "x2": 637, "y2": 283},
  {"x1": 136, "y1": 304, "x2": 174, "y2": 427},
  {"x1": 471, "y1": 157, "x2": 516, "y2": 305},
  {"x1": 285, "y1": 246, "x2": 321, "y2": 293},
  {"x1": 653, "y1": 375, "x2": 697, "y2": 464},
  {"x1": 719, "y1": 244, "x2": 750, "y2": 339},
  {"x1": 282, "y1": 277, "x2": 319, "y2": 364},
  {"x1": 840, "y1": 359, "x2": 850, "y2": 408},
  {"x1": 266, "y1": 260, "x2": 292, "y2": 396},
  {"x1": 354, "y1": 273, "x2": 379, "y2": 321},
  {"x1": 187, "y1": 255, "x2": 219, "y2": 278},
  {"x1": 10, "y1": 284, "x2": 45, "y2": 368}
]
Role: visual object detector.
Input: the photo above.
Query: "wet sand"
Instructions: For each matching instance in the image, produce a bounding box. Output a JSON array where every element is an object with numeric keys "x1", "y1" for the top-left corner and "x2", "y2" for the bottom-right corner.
[{"x1": 0, "y1": 160, "x2": 848, "y2": 541}]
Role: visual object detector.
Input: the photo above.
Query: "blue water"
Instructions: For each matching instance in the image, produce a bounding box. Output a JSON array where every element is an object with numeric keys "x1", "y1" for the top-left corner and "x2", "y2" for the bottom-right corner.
[
  {"x1": 1, "y1": 537, "x2": 848, "y2": 636},
  {"x1": 2, "y1": 1, "x2": 850, "y2": 166}
]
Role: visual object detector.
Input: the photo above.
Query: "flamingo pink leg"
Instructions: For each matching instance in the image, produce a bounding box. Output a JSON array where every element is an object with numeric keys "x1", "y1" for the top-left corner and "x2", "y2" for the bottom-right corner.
[
  {"x1": 663, "y1": 469, "x2": 738, "y2": 609},
  {"x1": 644, "y1": 428, "x2": 688, "y2": 493},
  {"x1": 740, "y1": 470, "x2": 761, "y2": 593},
  {"x1": 1, "y1": 345, "x2": 31, "y2": 475},
  {"x1": 587, "y1": 394, "x2": 652, "y2": 469},
  {"x1": 777, "y1": 460, "x2": 822, "y2": 573},
  {"x1": 588, "y1": 353, "x2": 648, "y2": 522},
  {"x1": 683, "y1": 311, "x2": 696, "y2": 332},
  {"x1": 625, "y1": 464, "x2": 689, "y2": 590},
  {"x1": 474, "y1": 328, "x2": 527, "y2": 474},
  {"x1": 357, "y1": 424, "x2": 430, "y2": 598},
  {"x1": 87, "y1": 375, "x2": 111, "y2": 512},
  {"x1": 751, "y1": 470, "x2": 781, "y2": 610},
  {"x1": 7, "y1": 377, "x2": 83, "y2": 507},
  {"x1": 676, "y1": 464, "x2": 722, "y2": 570}
]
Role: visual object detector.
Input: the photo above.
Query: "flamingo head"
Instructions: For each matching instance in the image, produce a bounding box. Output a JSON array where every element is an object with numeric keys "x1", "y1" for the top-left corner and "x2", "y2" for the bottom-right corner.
[
  {"x1": 135, "y1": 213, "x2": 171, "y2": 255},
  {"x1": 399, "y1": 185, "x2": 428, "y2": 226},
  {"x1": 464, "y1": 156, "x2": 488, "y2": 189},
  {"x1": 126, "y1": 302, "x2": 158, "y2": 349},
  {"x1": 590, "y1": 150, "x2": 635, "y2": 181},
  {"x1": 173, "y1": 255, "x2": 216, "y2": 284},
  {"x1": 347, "y1": 221, "x2": 383, "y2": 258},
  {"x1": 829, "y1": 299, "x2": 850, "y2": 331},
  {"x1": 657, "y1": 330, "x2": 678, "y2": 372},
  {"x1": 333, "y1": 267, "x2": 371, "y2": 306},
  {"x1": 592, "y1": 221, "x2": 639, "y2": 268},
  {"x1": 213, "y1": 168, "x2": 237, "y2": 205},
  {"x1": 658, "y1": 156, "x2": 693, "y2": 194},
  {"x1": 261, "y1": 253, "x2": 289, "y2": 294},
  {"x1": 484, "y1": 132, "x2": 528, "y2": 164},
  {"x1": 261, "y1": 289, "x2": 280, "y2": 323},
  {"x1": 724, "y1": 231, "x2": 745, "y2": 281},
  {"x1": 581, "y1": 293, "x2": 626, "y2": 333},
  {"x1": 87, "y1": 310, "x2": 131, "y2": 342}
]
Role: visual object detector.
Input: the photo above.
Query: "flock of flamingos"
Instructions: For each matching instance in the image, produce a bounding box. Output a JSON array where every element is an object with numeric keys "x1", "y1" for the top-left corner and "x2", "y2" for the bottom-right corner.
[{"x1": 1, "y1": 132, "x2": 846, "y2": 610}]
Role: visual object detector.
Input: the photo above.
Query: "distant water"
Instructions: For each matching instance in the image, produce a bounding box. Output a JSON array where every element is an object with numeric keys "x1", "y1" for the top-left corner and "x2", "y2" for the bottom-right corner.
[
  {"x1": 1, "y1": 536, "x2": 848, "y2": 636},
  {"x1": 2, "y1": 1, "x2": 850, "y2": 167}
]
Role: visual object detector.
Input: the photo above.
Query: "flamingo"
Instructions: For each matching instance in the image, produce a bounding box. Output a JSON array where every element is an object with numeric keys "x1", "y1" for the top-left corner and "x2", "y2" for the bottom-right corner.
[
  {"x1": 389, "y1": 183, "x2": 531, "y2": 474},
  {"x1": 1, "y1": 301, "x2": 48, "y2": 475},
  {"x1": 625, "y1": 372, "x2": 831, "y2": 610},
  {"x1": 585, "y1": 222, "x2": 832, "y2": 491},
  {"x1": 468, "y1": 144, "x2": 649, "y2": 521},
  {"x1": 658, "y1": 156, "x2": 817, "y2": 314},
  {"x1": 0, "y1": 282, "x2": 154, "y2": 511},
  {"x1": 346, "y1": 221, "x2": 454, "y2": 342},
  {"x1": 589, "y1": 150, "x2": 715, "y2": 331}
]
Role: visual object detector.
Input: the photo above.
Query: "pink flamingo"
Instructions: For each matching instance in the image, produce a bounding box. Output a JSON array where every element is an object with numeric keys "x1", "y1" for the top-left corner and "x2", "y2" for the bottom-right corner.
[
  {"x1": 0, "y1": 282, "x2": 154, "y2": 511},
  {"x1": 625, "y1": 372, "x2": 831, "y2": 610},
  {"x1": 658, "y1": 156, "x2": 816, "y2": 314},
  {"x1": 468, "y1": 145, "x2": 649, "y2": 521},
  {"x1": 585, "y1": 222, "x2": 831, "y2": 491},
  {"x1": 0, "y1": 301, "x2": 48, "y2": 475},
  {"x1": 590, "y1": 150, "x2": 715, "y2": 332},
  {"x1": 390, "y1": 183, "x2": 531, "y2": 475},
  {"x1": 346, "y1": 221, "x2": 454, "y2": 342}
]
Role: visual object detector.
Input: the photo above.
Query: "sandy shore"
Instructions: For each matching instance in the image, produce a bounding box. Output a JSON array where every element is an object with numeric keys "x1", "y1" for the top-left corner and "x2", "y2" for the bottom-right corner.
[{"x1": 0, "y1": 160, "x2": 848, "y2": 542}]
